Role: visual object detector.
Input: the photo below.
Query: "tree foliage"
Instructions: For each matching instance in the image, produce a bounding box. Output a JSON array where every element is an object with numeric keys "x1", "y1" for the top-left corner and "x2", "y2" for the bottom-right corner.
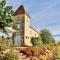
[
  {"x1": 40, "y1": 29, "x2": 55, "y2": 44},
  {"x1": 31, "y1": 37, "x2": 43, "y2": 46},
  {"x1": 0, "y1": 0, "x2": 13, "y2": 32}
]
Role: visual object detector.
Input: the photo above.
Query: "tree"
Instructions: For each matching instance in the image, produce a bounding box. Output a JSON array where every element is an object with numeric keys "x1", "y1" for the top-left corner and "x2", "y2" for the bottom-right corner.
[
  {"x1": 0, "y1": 0, "x2": 13, "y2": 32},
  {"x1": 31, "y1": 37, "x2": 43, "y2": 46},
  {"x1": 40, "y1": 29, "x2": 55, "y2": 44}
]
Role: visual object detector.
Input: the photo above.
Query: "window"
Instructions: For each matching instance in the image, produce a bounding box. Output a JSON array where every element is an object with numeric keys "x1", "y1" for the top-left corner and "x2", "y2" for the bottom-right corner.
[
  {"x1": 28, "y1": 37, "x2": 29, "y2": 39},
  {"x1": 22, "y1": 21, "x2": 24, "y2": 23},
  {"x1": 26, "y1": 36, "x2": 29, "y2": 39},
  {"x1": 26, "y1": 36, "x2": 27, "y2": 39},
  {"x1": 16, "y1": 19, "x2": 20, "y2": 23},
  {"x1": 17, "y1": 24, "x2": 20, "y2": 28}
]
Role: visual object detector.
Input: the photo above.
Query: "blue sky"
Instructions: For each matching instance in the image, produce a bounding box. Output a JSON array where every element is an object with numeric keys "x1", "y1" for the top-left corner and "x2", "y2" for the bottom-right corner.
[{"x1": 6, "y1": 0, "x2": 60, "y2": 42}]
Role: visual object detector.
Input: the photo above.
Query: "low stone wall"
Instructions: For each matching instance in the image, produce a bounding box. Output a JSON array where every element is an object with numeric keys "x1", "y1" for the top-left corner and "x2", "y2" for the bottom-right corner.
[{"x1": 15, "y1": 47, "x2": 55, "y2": 60}]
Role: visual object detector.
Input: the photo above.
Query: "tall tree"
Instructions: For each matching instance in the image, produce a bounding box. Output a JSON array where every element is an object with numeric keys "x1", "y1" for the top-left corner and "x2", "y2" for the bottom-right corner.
[
  {"x1": 0, "y1": 0, "x2": 13, "y2": 32},
  {"x1": 40, "y1": 29, "x2": 55, "y2": 44}
]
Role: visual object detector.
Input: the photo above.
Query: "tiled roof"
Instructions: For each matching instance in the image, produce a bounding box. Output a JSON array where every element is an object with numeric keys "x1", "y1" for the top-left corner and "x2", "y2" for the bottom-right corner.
[{"x1": 13, "y1": 5, "x2": 30, "y2": 18}]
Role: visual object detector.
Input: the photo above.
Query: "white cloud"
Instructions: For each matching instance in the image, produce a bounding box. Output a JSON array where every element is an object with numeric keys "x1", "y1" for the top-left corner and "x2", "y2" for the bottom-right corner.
[
  {"x1": 47, "y1": 26, "x2": 60, "y2": 34},
  {"x1": 46, "y1": 26, "x2": 60, "y2": 43},
  {"x1": 55, "y1": 37, "x2": 60, "y2": 43}
]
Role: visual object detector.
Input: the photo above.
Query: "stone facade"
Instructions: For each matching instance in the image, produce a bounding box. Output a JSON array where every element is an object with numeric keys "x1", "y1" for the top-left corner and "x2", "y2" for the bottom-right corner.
[{"x1": 13, "y1": 5, "x2": 40, "y2": 47}]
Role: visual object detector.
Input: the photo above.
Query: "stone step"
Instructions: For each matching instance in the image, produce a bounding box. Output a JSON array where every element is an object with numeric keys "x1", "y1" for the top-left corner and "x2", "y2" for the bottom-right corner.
[
  {"x1": 18, "y1": 52, "x2": 30, "y2": 60},
  {"x1": 23, "y1": 58, "x2": 30, "y2": 60},
  {"x1": 18, "y1": 54, "x2": 26, "y2": 59},
  {"x1": 18, "y1": 58, "x2": 30, "y2": 60},
  {"x1": 20, "y1": 55, "x2": 26, "y2": 58},
  {"x1": 19, "y1": 53, "x2": 23, "y2": 56},
  {"x1": 18, "y1": 59, "x2": 22, "y2": 60}
]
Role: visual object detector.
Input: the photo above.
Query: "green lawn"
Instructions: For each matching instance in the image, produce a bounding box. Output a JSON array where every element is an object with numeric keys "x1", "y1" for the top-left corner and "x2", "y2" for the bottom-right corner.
[{"x1": 56, "y1": 46, "x2": 60, "y2": 60}]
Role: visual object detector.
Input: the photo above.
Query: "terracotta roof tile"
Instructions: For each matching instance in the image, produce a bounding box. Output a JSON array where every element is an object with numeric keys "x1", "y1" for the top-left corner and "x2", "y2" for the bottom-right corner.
[{"x1": 13, "y1": 5, "x2": 30, "y2": 18}]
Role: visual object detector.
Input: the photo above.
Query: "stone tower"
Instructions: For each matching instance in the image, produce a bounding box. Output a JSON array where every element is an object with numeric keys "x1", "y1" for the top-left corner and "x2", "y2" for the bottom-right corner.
[{"x1": 13, "y1": 5, "x2": 32, "y2": 46}]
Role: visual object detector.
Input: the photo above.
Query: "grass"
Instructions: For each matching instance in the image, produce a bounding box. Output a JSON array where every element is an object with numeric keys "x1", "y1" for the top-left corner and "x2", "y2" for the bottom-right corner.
[{"x1": 56, "y1": 45, "x2": 60, "y2": 60}]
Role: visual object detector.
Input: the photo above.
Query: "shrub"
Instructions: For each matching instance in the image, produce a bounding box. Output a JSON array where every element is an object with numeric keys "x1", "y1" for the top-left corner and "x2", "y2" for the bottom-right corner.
[
  {"x1": 3, "y1": 51, "x2": 18, "y2": 60},
  {"x1": 31, "y1": 37, "x2": 43, "y2": 46},
  {"x1": 0, "y1": 45, "x2": 10, "y2": 51}
]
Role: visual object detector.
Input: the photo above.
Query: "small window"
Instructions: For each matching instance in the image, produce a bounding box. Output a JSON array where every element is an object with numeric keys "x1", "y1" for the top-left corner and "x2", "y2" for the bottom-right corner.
[
  {"x1": 16, "y1": 19, "x2": 20, "y2": 23},
  {"x1": 17, "y1": 24, "x2": 20, "y2": 28},
  {"x1": 22, "y1": 21, "x2": 24, "y2": 23},
  {"x1": 26, "y1": 36, "x2": 29, "y2": 39},
  {"x1": 28, "y1": 37, "x2": 29, "y2": 39},
  {"x1": 26, "y1": 36, "x2": 27, "y2": 39}
]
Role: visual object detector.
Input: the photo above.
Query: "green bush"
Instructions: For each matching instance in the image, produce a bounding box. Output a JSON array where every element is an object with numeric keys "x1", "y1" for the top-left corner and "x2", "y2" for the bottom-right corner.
[
  {"x1": 4, "y1": 51, "x2": 18, "y2": 60},
  {"x1": 31, "y1": 37, "x2": 43, "y2": 46},
  {"x1": 0, "y1": 45, "x2": 10, "y2": 51}
]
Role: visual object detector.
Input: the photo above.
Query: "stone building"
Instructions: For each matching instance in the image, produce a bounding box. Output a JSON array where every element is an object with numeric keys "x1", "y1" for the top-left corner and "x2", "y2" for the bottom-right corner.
[{"x1": 13, "y1": 5, "x2": 40, "y2": 47}]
